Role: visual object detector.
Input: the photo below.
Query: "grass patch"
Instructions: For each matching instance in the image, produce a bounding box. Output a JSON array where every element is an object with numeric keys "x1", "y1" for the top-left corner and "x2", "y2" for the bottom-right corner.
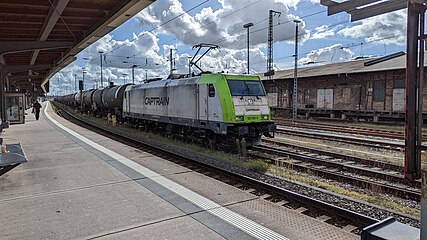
[{"x1": 244, "y1": 159, "x2": 270, "y2": 172}]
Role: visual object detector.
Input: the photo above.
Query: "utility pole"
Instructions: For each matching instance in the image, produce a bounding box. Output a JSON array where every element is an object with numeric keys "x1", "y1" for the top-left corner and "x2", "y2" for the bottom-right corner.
[
  {"x1": 99, "y1": 51, "x2": 103, "y2": 88},
  {"x1": 293, "y1": 20, "x2": 300, "y2": 120},
  {"x1": 243, "y1": 22, "x2": 254, "y2": 74},
  {"x1": 123, "y1": 73, "x2": 128, "y2": 85},
  {"x1": 131, "y1": 64, "x2": 137, "y2": 84},
  {"x1": 169, "y1": 48, "x2": 176, "y2": 75},
  {"x1": 82, "y1": 68, "x2": 86, "y2": 91},
  {"x1": 74, "y1": 74, "x2": 77, "y2": 92},
  {"x1": 145, "y1": 70, "x2": 148, "y2": 82},
  {"x1": 188, "y1": 57, "x2": 192, "y2": 75},
  {"x1": 267, "y1": 10, "x2": 281, "y2": 80}
]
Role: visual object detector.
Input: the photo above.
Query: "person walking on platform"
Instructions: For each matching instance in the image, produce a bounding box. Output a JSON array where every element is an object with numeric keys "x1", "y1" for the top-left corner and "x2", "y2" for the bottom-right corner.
[{"x1": 32, "y1": 101, "x2": 42, "y2": 120}]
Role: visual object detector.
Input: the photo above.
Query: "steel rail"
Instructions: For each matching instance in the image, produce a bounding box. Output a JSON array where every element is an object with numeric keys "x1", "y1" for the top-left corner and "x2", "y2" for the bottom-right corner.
[
  {"x1": 276, "y1": 127, "x2": 403, "y2": 151},
  {"x1": 262, "y1": 138, "x2": 404, "y2": 173},
  {"x1": 252, "y1": 145, "x2": 420, "y2": 201},
  {"x1": 274, "y1": 119, "x2": 427, "y2": 140}
]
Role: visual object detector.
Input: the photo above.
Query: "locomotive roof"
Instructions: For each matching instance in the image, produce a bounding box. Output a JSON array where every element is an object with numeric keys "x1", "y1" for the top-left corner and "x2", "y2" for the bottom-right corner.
[
  {"x1": 131, "y1": 76, "x2": 201, "y2": 90},
  {"x1": 126, "y1": 73, "x2": 261, "y2": 91}
]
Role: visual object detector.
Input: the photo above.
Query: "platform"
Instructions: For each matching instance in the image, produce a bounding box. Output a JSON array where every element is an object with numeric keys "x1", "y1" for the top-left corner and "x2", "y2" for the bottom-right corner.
[{"x1": 0, "y1": 102, "x2": 358, "y2": 240}]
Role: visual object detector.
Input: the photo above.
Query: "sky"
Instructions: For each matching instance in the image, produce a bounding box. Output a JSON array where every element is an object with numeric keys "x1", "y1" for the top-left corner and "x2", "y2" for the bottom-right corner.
[{"x1": 50, "y1": 0, "x2": 408, "y2": 95}]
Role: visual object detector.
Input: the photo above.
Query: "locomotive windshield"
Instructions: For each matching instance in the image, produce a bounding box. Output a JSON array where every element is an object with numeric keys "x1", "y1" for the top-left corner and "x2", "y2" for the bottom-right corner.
[{"x1": 227, "y1": 80, "x2": 266, "y2": 96}]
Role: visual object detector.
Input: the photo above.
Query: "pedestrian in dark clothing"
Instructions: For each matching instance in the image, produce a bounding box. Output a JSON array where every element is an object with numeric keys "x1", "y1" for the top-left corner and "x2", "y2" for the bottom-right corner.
[{"x1": 33, "y1": 101, "x2": 42, "y2": 120}]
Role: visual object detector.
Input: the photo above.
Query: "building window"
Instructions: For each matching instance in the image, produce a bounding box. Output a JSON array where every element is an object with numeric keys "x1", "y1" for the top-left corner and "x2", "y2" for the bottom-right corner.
[
  {"x1": 373, "y1": 81, "x2": 385, "y2": 102},
  {"x1": 304, "y1": 89, "x2": 310, "y2": 104},
  {"x1": 267, "y1": 85, "x2": 278, "y2": 93},
  {"x1": 394, "y1": 79, "x2": 405, "y2": 89}
]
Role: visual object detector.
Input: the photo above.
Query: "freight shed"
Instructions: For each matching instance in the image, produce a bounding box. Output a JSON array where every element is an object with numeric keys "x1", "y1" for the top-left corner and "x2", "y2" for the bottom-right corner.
[{"x1": 261, "y1": 52, "x2": 427, "y2": 122}]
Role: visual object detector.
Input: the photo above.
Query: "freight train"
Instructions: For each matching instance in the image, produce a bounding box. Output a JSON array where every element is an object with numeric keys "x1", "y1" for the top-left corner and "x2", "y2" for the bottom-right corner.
[{"x1": 55, "y1": 73, "x2": 276, "y2": 147}]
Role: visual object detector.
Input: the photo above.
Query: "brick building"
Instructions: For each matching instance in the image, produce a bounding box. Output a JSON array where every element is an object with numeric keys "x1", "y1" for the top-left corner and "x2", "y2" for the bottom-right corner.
[{"x1": 261, "y1": 52, "x2": 426, "y2": 121}]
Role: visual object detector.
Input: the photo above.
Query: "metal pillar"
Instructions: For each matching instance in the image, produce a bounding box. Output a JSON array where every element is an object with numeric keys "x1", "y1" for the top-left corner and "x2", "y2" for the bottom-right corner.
[
  {"x1": 418, "y1": 5, "x2": 427, "y2": 240},
  {"x1": 188, "y1": 57, "x2": 192, "y2": 75},
  {"x1": 74, "y1": 74, "x2": 77, "y2": 92},
  {"x1": 293, "y1": 20, "x2": 300, "y2": 120},
  {"x1": 132, "y1": 65, "x2": 135, "y2": 84},
  {"x1": 169, "y1": 48, "x2": 174, "y2": 75},
  {"x1": 82, "y1": 68, "x2": 86, "y2": 91},
  {"x1": 422, "y1": 167, "x2": 427, "y2": 240},
  {"x1": 405, "y1": 1, "x2": 424, "y2": 180},
  {"x1": 267, "y1": 10, "x2": 281, "y2": 79},
  {"x1": 243, "y1": 23, "x2": 254, "y2": 74},
  {"x1": 131, "y1": 64, "x2": 137, "y2": 84},
  {"x1": 418, "y1": 9, "x2": 426, "y2": 180},
  {"x1": 0, "y1": 69, "x2": 5, "y2": 123},
  {"x1": 99, "y1": 51, "x2": 103, "y2": 88}
]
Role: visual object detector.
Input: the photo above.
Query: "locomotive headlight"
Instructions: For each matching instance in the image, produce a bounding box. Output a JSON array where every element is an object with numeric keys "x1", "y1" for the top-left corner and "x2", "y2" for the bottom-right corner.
[
  {"x1": 262, "y1": 115, "x2": 269, "y2": 120},
  {"x1": 235, "y1": 116, "x2": 244, "y2": 121}
]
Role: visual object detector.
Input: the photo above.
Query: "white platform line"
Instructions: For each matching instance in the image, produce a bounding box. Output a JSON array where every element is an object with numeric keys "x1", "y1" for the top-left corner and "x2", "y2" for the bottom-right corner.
[{"x1": 45, "y1": 102, "x2": 289, "y2": 240}]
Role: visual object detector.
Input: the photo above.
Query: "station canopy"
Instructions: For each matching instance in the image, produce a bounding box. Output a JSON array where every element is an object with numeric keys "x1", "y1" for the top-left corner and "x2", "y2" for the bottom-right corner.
[{"x1": 0, "y1": 0, "x2": 155, "y2": 94}]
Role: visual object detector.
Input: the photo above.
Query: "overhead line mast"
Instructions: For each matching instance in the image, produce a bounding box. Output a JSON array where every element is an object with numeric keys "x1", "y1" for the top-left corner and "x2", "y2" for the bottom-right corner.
[{"x1": 267, "y1": 10, "x2": 281, "y2": 80}]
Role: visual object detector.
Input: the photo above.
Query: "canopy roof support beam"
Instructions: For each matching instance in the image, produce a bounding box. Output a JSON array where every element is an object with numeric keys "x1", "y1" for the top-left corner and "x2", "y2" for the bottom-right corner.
[
  {"x1": 0, "y1": 41, "x2": 73, "y2": 57},
  {"x1": 30, "y1": 0, "x2": 70, "y2": 65}
]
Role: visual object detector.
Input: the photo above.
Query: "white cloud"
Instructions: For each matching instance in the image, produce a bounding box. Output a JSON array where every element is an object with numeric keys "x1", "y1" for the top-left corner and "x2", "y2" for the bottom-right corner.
[
  {"x1": 50, "y1": 0, "x2": 316, "y2": 95},
  {"x1": 136, "y1": 0, "x2": 310, "y2": 49},
  {"x1": 311, "y1": 25, "x2": 335, "y2": 39},
  {"x1": 298, "y1": 44, "x2": 353, "y2": 65},
  {"x1": 338, "y1": 9, "x2": 406, "y2": 45}
]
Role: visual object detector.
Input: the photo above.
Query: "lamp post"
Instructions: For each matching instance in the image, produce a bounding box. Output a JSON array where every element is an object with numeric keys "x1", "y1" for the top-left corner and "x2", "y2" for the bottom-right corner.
[
  {"x1": 293, "y1": 19, "x2": 301, "y2": 120},
  {"x1": 99, "y1": 51, "x2": 104, "y2": 88},
  {"x1": 243, "y1": 22, "x2": 254, "y2": 75}
]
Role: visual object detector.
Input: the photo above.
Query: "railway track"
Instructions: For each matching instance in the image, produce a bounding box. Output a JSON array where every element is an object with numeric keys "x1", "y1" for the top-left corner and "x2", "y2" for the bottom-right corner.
[
  {"x1": 52, "y1": 102, "x2": 391, "y2": 233},
  {"x1": 276, "y1": 126, "x2": 404, "y2": 151},
  {"x1": 262, "y1": 138, "x2": 403, "y2": 173},
  {"x1": 274, "y1": 118, "x2": 427, "y2": 141},
  {"x1": 251, "y1": 144, "x2": 420, "y2": 201}
]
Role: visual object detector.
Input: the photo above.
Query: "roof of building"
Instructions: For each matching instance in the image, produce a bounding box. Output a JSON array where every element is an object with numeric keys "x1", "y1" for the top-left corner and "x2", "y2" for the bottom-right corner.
[
  {"x1": 260, "y1": 52, "x2": 425, "y2": 81},
  {"x1": 0, "y1": 0, "x2": 155, "y2": 93}
]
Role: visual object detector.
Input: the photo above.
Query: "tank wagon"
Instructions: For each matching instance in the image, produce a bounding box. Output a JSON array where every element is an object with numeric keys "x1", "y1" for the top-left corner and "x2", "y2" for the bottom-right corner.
[
  {"x1": 123, "y1": 74, "x2": 276, "y2": 146},
  {"x1": 55, "y1": 93, "x2": 77, "y2": 106},
  {"x1": 91, "y1": 84, "x2": 130, "y2": 118}
]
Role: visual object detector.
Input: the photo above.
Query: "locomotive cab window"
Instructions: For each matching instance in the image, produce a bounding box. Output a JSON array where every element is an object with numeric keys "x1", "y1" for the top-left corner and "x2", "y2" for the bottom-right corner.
[
  {"x1": 227, "y1": 80, "x2": 266, "y2": 96},
  {"x1": 208, "y1": 84, "x2": 215, "y2": 97}
]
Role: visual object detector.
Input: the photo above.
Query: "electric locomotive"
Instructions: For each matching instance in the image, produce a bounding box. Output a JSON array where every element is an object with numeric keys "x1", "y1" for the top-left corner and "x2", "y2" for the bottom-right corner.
[{"x1": 123, "y1": 73, "x2": 276, "y2": 146}]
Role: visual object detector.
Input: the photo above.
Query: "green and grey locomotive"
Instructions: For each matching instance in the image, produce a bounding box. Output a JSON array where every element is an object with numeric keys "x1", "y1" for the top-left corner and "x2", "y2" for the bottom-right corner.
[{"x1": 123, "y1": 73, "x2": 276, "y2": 146}]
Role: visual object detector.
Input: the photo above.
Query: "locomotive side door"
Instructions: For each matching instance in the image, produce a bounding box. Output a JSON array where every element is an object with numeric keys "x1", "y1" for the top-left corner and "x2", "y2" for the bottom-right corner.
[{"x1": 198, "y1": 84, "x2": 208, "y2": 122}]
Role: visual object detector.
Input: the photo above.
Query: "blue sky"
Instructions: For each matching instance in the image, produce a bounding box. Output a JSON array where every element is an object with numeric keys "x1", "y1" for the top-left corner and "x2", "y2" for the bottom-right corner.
[{"x1": 52, "y1": 0, "x2": 407, "y2": 95}]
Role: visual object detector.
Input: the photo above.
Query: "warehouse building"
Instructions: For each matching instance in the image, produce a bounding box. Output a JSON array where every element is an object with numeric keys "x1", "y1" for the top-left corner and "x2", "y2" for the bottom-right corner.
[{"x1": 261, "y1": 52, "x2": 427, "y2": 122}]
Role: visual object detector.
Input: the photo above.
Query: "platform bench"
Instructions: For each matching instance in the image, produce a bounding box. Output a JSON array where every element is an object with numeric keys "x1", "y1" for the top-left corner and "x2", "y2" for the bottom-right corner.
[{"x1": 0, "y1": 143, "x2": 27, "y2": 176}]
